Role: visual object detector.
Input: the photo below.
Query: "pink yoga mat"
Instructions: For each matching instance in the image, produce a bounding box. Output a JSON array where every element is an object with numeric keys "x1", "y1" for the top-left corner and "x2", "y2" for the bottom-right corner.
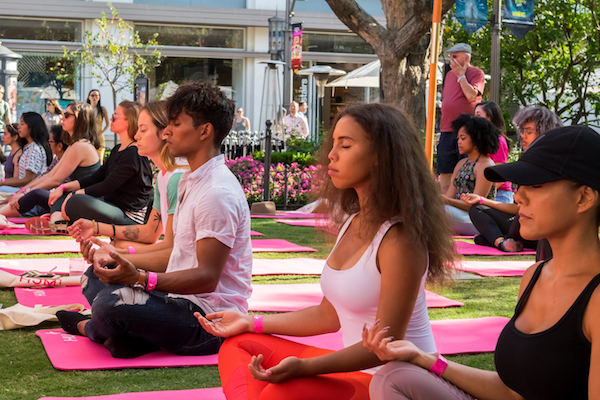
[
  {"x1": 274, "y1": 218, "x2": 330, "y2": 227},
  {"x1": 251, "y1": 212, "x2": 326, "y2": 219},
  {"x1": 36, "y1": 329, "x2": 218, "y2": 370},
  {"x1": 38, "y1": 387, "x2": 225, "y2": 400},
  {"x1": 15, "y1": 286, "x2": 90, "y2": 309},
  {"x1": 252, "y1": 258, "x2": 325, "y2": 275},
  {"x1": 453, "y1": 260, "x2": 533, "y2": 277},
  {"x1": 7, "y1": 217, "x2": 27, "y2": 224},
  {"x1": 37, "y1": 316, "x2": 508, "y2": 371},
  {"x1": 248, "y1": 284, "x2": 462, "y2": 312},
  {"x1": 250, "y1": 230, "x2": 264, "y2": 236},
  {"x1": 455, "y1": 240, "x2": 536, "y2": 256},
  {"x1": 251, "y1": 239, "x2": 317, "y2": 253},
  {"x1": 280, "y1": 316, "x2": 509, "y2": 355},
  {"x1": 0, "y1": 258, "x2": 70, "y2": 274},
  {"x1": 0, "y1": 238, "x2": 109, "y2": 254}
]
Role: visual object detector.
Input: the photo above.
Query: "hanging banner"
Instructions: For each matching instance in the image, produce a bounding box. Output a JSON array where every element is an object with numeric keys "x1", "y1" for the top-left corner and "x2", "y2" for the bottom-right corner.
[
  {"x1": 455, "y1": 0, "x2": 488, "y2": 35},
  {"x1": 291, "y1": 23, "x2": 303, "y2": 73},
  {"x1": 503, "y1": 0, "x2": 535, "y2": 39}
]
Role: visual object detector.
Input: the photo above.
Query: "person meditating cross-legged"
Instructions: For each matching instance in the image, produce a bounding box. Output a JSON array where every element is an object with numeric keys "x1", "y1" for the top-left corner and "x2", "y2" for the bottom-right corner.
[
  {"x1": 196, "y1": 103, "x2": 454, "y2": 400},
  {"x1": 56, "y1": 81, "x2": 252, "y2": 360},
  {"x1": 363, "y1": 125, "x2": 600, "y2": 400}
]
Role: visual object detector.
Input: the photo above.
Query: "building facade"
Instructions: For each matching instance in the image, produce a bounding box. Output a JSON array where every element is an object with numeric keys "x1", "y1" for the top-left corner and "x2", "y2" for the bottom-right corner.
[{"x1": 1, "y1": 0, "x2": 382, "y2": 145}]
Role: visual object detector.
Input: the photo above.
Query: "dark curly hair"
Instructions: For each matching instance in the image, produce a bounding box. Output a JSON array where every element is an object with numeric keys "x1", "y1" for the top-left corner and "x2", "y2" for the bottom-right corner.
[
  {"x1": 166, "y1": 81, "x2": 235, "y2": 148},
  {"x1": 451, "y1": 114, "x2": 500, "y2": 155},
  {"x1": 317, "y1": 103, "x2": 456, "y2": 283}
]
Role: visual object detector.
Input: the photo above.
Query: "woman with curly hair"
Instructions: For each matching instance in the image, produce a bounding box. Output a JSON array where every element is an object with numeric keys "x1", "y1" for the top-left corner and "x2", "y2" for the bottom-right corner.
[
  {"x1": 195, "y1": 103, "x2": 455, "y2": 400},
  {"x1": 443, "y1": 114, "x2": 499, "y2": 236}
]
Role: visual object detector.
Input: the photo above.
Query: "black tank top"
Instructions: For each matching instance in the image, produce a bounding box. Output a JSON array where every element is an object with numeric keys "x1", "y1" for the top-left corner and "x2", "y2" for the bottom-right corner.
[{"x1": 495, "y1": 261, "x2": 600, "y2": 400}]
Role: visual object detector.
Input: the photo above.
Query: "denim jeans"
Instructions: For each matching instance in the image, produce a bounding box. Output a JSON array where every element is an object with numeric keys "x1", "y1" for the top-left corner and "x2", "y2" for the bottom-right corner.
[
  {"x1": 445, "y1": 205, "x2": 479, "y2": 236},
  {"x1": 81, "y1": 266, "x2": 224, "y2": 355},
  {"x1": 495, "y1": 189, "x2": 514, "y2": 204}
]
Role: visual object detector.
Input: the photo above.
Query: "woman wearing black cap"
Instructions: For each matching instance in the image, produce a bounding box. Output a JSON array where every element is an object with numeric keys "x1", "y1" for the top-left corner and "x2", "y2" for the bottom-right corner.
[{"x1": 363, "y1": 125, "x2": 600, "y2": 400}]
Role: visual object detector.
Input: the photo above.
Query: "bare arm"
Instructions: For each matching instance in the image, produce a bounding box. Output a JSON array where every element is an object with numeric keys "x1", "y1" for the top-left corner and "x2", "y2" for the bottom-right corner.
[{"x1": 1, "y1": 170, "x2": 36, "y2": 188}]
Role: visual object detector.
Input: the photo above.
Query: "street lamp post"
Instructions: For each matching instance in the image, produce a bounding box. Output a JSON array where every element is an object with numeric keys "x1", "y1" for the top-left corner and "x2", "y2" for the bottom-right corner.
[{"x1": 296, "y1": 65, "x2": 346, "y2": 142}]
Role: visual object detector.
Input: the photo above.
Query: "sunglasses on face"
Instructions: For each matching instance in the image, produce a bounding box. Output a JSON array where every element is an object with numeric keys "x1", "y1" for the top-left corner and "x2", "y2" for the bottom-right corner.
[
  {"x1": 90, "y1": 94, "x2": 100, "y2": 97},
  {"x1": 111, "y1": 114, "x2": 125, "y2": 121},
  {"x1": 64, "y1": 112, "x2": 75, "y2": 119}
]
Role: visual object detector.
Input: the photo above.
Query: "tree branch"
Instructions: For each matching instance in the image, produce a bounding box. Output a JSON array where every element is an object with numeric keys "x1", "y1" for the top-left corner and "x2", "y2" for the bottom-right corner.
[{"x1": 325, "y1": 0, "x2": 388, "y2": 52}]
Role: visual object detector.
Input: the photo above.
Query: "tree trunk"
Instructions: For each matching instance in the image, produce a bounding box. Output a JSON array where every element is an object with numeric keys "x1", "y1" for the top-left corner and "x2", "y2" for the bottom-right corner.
[
  {"x1": 325, "y1": 0, "x2": 455, "y2": 129},
  {"x1": 380, "y1": 36, "x2": 431, "y2": 128}
]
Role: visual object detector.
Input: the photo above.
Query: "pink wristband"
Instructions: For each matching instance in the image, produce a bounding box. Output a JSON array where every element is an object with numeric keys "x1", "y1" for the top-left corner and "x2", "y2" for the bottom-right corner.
[
  {"x1": 128, "y1": 246, "x2": 136, "y2": 254},
  {"x1": 60, "y1": 184, "x2": 66, "y2": 191},
  {"x1": 146, "y1": 271, "x2": 158, "y2": 291},
  {"x1": 479, "y1": 196, "x2": 485, "y2": 204},
  {"x1": 429, "y1": 354, "x2": 448, "y2": 377},
  {"x1": 253, "y1": 315, "x2": 263, "y2": 334}
]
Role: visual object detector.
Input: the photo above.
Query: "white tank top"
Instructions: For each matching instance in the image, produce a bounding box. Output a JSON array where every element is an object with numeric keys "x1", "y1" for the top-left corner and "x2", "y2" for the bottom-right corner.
[{"x1": 321, "y1": 214, "x2": 437, "y2": 373}]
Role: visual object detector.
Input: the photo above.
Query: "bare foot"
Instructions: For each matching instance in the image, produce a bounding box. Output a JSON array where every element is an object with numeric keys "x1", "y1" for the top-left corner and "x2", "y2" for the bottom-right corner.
[
  {"x1": 499, "y1": 238, "x2": 523, "y2": 252},
  {"x1": 77, "y1": 319, "x2": 89, "y2": 336}
]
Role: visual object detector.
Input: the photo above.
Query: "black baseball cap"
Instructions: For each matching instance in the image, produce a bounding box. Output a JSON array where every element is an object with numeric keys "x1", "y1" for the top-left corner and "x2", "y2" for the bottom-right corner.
[{"x1": 484, "y1": 125, "x2": 600, "y2": 192}]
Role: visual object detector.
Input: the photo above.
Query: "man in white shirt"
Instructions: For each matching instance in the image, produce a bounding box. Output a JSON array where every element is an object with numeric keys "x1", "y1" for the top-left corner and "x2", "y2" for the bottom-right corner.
[
  {"x1": 283, "y1": 101, "x2": 309, "y2": 140},
  {"x1": 57, "y1": 81, "x2": 253, "y2": 358}
]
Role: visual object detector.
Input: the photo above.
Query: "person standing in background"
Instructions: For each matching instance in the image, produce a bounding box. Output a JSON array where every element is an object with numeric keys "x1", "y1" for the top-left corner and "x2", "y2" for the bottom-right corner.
[
  {"x1": 87, "y1": 89, "x2": 109, "y2": 161},
  {"x1": 437, "y1": 43, "x2": 485, "y2": 195},
  {"x1": 283, "y1": 101, "x2": 309, "y2": 140},
  {"x1": 43, "y1": 99, "x2": 64, "y2": 132},
  {"x1": 0, "y1": 85, "x2": 11, "y2": 146}
]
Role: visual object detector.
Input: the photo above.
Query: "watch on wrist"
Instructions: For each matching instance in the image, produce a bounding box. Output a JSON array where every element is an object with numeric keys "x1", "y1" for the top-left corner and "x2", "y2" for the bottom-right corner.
[{"x1": 131, "y1": 269, "x2": 147, "y2": 290}]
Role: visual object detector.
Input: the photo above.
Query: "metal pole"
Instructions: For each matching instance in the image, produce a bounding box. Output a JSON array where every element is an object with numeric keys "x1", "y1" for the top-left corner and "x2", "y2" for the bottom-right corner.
[
  {"x1": 263, "y1": 120, "x2": 273, "y2": 202},
  {"x1": 425, "y1": 0, "x2": 443, "y2": 168},
  {"x1": 283, "y1": 164, "x2": 289, "y2": 211},
  {"x1": 282, "y1": 0, "x2": 293, "y2": 109},
  {"x1": 490, "y1": 0, "x2": 502, "y2": 104}
]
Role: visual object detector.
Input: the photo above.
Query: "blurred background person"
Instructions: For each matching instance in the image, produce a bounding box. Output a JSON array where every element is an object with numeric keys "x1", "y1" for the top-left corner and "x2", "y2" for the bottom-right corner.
[
  {"x1": 43, "y1": 99, "x2": 64, "y2": 132},
  {"x1": 87, "y1": 89, "x2": 109, "y2": 161}
]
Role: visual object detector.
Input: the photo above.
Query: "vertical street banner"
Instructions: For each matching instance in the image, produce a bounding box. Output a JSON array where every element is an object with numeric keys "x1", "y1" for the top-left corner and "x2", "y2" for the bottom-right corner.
[
  {"x1": 291, "y1": 23, "x2": 303, "y2": 73},
  {"x1": 456, "y1": 0, "x2": 488, "y2": 35},
  {"x1": 504, "y1": 0, "x2": 535, "y2": 39}
]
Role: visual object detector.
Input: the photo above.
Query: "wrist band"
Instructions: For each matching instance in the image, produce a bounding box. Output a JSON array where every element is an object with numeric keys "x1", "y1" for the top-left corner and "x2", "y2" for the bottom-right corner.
[
  {"x1": 128, "y1": 246, "x2": 136, "y2": 254},
  {"x1": 479, "y1": 196, "x2": 485, "y2": 204},
  {"x1": 146, "y1": 272, "x2": 158, "y2": 291},
  {"x1": 20, "y1": 187, "x2": 26, "y2": 193},
  {"x1": 1, "y1": 178, "x2": 5, "y2": 183},
  {"x1": 111, "y1": 224, "x2": 116, "y2": 238},
  {"x1": 457, "y1": 75, "x2": 466, "y2": 83},
  {"x1": 253, "y1": 315, "x2": 263, "y2": 333},
  {"x1": 60, "y1": 184, "x2": 66, "y2": 191},
  {"x1": 429, "y1": 354, "x2": 448, "y2": 377}
]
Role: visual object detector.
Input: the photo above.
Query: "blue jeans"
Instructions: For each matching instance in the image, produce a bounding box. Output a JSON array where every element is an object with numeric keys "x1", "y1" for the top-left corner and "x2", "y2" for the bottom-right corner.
[
  {"x1": 495, "y1": 189, "x2": 514, "y2": 204},
  {"x1": 445, "y1": 205, "x2": 479, "y2": 236},
  {"x1": 81, "y1": 266, "x2": 224, "y2": 355}
]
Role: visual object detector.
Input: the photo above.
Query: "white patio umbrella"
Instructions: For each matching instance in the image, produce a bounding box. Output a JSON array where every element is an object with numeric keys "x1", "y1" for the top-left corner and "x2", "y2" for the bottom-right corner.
[{"x1": 326, "y1": 60, "x2": 380, "y2": 88}]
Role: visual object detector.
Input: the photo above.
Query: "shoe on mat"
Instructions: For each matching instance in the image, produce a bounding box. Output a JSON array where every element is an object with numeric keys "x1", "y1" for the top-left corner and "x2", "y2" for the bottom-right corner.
[
  {"x1": 26, "y1": 217, "x2": 68, "y2": 235},
  {"x1": 56, "y1": 310, "x2": 90, "y2": 336}
]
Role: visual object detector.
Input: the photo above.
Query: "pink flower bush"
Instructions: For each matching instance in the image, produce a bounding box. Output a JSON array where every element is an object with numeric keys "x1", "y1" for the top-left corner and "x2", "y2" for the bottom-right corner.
[{"x1": 226, "y1": 155, "x2": 322, "y2": 205}]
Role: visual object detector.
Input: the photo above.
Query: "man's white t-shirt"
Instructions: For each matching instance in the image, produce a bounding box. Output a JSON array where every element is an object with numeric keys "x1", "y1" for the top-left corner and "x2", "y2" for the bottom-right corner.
[{"x1": 165, "y1": 154, "x2": 253, "y2": 314}]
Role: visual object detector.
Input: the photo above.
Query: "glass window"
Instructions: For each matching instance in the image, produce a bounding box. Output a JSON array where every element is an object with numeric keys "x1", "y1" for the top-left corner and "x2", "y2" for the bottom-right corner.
[
  {"x1": 14, "y1": 52, "x2": 79, "y2": 118},
  {"x1": 302, "y1": 32, "x2": 374, "y2": 54},
  {"x1": 136, "y1": 24, "x2": 244, "y2": 49},
  {"x1": 0, "y1": 18, "x2": 81, "y2": 42},
  {"x1": 146, "y1": 57, "x2": 243, "y2": 105}
]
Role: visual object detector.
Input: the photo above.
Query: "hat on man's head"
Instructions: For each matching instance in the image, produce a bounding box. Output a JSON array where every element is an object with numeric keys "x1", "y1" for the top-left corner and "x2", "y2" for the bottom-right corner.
[
  {"x1": 447, "y1": 43, "x2": 472, "y2": 54},
  {"x1": 484, "y1": 125, "x2": 600, "y2": 192}
]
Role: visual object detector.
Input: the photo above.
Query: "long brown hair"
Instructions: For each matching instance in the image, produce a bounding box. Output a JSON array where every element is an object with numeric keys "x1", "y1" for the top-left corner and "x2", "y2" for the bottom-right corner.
[
  {"x1": 67, "y1": 102, "x2": 101, "y2": 149},
  {"x1": 140, "y1": 101, "x2": 186, "y2": 172},
  {"x1": 317, "y1": 103, "x2": 455, "y2": 282},
  {"x1": 118, "y1": 100, "x2": 140, "y2": 141},
  {"x1": 46, "y1": 98, "x2": 64, "y2": 116}
]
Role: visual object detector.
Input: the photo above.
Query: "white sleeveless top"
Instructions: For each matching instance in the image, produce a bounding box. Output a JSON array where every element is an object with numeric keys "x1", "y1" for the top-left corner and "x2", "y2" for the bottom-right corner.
[{"x1": 321, "y1": 214, "x2": 437, "y2": 374}]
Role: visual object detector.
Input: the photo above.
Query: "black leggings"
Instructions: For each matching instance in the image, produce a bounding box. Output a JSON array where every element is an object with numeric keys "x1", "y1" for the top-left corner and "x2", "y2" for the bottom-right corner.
[
  {"x1": 468, "y1": 205, "x2": 537, "y2": 249},
  {"x1": 64, "y1": 193, "x2": 139, "y2": 225},
  {"x1": 18, "y1": 189, "x2": 51, "y2": 215}
]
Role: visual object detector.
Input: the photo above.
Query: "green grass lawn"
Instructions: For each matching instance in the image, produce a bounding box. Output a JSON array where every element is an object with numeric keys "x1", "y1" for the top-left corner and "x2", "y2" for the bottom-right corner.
[{"x1": 0, "y1": 221, "x2": 534, "y2": 399}]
